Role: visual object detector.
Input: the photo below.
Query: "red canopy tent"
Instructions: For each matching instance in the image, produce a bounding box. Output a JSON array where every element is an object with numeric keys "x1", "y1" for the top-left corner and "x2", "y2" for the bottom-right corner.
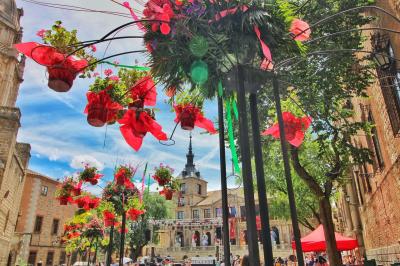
[{"x1": 292, "y1": 225, "x2": 358, "y2": 252}]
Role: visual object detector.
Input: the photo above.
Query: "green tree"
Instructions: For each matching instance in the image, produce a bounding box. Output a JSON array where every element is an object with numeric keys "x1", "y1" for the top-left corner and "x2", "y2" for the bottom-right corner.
[
  {"x1": 251, "y1": 1, "x2": 375, "y2": 264},
  {"x1": 126, "y1": 192, "x2": 174, "y2": 261},
  {"x1": 264, "y1": 140, "x2": 320, "y2": 230}
]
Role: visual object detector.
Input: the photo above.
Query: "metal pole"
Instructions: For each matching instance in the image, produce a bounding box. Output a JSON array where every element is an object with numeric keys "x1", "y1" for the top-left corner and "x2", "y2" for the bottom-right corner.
[
  {"x1": 106, "y1": 224, "x2": 114, "y2": 266},
  {"x1": 217, "y1": 96, "x2": 231, "y2": 266},
  {"x1": 272, "y1": 75, "x2": 304, "y2": 266},
  {"x1": 119, "y1": 211, "x2": 127, "y2": 266},
  {"x1": 236, "y1": 65, "x2": 260, "y2": 266},
  {"x1": 249, "y1": 93, "x2": 274, "y2": 266}
]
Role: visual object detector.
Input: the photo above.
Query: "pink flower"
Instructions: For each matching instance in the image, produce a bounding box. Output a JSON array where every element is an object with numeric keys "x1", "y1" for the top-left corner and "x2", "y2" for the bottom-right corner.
[
  {"x1": 290, "y1": 19, "x2": 311, "y2": 42},
  {"x1": 113, "y1": 60, "x2": 120, "y2": 65},
  {"x1": 93, "y1": 72, "x2": 100, "y2": 77},
  {"x1": 36, "y1": 29, "x2": 46, "y2": 38},
  {"x1": 104, "y1": 69, "x2": 113, "y2": 77},
  {"x1": 90, "y1": 45, "x2": 97, "y2": 52},
  {"x1": 109, "y1": 75, "x2": 120, "y2": 81},
  {"x1": 123, "y1": 1, "x2": 130, "y2": 8}
]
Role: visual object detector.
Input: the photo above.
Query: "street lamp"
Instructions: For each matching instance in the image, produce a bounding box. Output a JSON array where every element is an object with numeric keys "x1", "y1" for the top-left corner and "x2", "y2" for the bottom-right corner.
[{"x1": 372, "y1": 33, "x2": 392, "y2": 70}]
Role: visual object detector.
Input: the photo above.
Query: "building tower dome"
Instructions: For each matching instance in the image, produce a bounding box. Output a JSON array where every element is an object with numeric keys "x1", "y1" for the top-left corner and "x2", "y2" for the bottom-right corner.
[{"x1": 180, "y1": 133, "x2": 201, "y2": 178}]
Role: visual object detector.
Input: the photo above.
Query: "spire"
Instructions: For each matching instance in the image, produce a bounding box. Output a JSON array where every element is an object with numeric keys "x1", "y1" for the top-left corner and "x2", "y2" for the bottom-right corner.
[
  {"x1": 181, "y1": 133, "x2": 200, "y2": 178},
  {"x1": 186, "y1": 133, "x2": 194, "y2": 169}
]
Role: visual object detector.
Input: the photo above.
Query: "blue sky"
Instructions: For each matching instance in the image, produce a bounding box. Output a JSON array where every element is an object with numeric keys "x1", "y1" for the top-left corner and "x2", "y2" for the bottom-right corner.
[{"x1": 15, "y1": 0, "x2": 237, "y2": 194}]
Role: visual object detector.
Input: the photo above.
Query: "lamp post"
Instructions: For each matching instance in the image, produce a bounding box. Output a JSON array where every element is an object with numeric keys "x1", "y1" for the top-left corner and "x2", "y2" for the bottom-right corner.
[
  {"x1": 249, "y1": 92, "x2": 274, "y2": 266},
  {"x1": 235, "y1": 65, "x2": 261, "y2": 266},
  {"x1": 272, "y1": 75, "x2": 304, "y2": 266},
  {"x1": 217, "y1": 95, "x2": 231, "y2": 266}
]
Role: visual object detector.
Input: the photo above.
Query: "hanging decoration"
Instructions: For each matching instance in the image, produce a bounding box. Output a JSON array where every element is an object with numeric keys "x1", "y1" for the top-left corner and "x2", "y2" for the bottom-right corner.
[
  {"x1": 14, "y1": 21, "x2": 96, "y2": 92},
  {"x1": 118, "y1": 109, "x2": 168, "y2": 151},
  {"x1": 153, "y1": 164, "x2": 180, "y2": 200},
  {"x1": 174, "y1": 104, "x2": 216, "y2": 133},
  {"x1": 262, "y1": 111, "x2": 312, "y2": 147}
]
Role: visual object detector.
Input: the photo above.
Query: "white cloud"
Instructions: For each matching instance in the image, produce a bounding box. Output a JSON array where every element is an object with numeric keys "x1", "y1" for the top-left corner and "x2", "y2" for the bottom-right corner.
[{"x1": 70, "y1": 154, "x2": 105, "y2": 170}]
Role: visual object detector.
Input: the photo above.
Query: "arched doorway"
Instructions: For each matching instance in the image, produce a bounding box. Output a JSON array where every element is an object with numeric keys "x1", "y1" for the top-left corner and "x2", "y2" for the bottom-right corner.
[
  {"x1": 206, "y1": 232, "x2": 212, "y2": 246},
  {"x1": 175, "y1": 232, "x2": 184, "y2": 247},
  {"x1": 194, "y1": 231, "x2": 200, "y2": 246},
  {"x1": 271, "y1": 226, "x2": 280, "y2": 245}
]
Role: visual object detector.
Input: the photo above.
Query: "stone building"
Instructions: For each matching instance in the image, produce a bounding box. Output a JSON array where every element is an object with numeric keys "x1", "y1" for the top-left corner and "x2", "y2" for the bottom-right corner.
[
  {"x1": 150, "y1": 137, "x2": 308, "y2": 260},
  {"x1": 335, "y1": 1, "x2": 400, "y2": 264},
  {"x1": 0, "y1": 0, "x2": 31, "y2": 265},
  {"x1": 15, "y1": 170, "x2": 78, "y2": 266}
]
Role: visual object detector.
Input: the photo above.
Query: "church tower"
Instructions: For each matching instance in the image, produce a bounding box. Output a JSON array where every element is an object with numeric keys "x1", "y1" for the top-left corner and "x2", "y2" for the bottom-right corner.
[
  {"x1": 0, "y1": 1, "x2": 31, "y2": 265},
  {"x1": 175, "y1": 134, "x2": 208, "y2": 220}
]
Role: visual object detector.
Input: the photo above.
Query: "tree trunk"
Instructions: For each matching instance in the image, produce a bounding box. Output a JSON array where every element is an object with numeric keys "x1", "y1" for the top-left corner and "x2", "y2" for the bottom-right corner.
[{"x1": 319, "y1": 196, "x2": 342, "y2": 265}]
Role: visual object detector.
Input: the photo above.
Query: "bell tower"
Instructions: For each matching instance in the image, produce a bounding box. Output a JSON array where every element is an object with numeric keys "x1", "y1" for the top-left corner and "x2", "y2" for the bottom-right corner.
[{"x1": 0, "y1": 1, "x2": 31, "y2": 265}]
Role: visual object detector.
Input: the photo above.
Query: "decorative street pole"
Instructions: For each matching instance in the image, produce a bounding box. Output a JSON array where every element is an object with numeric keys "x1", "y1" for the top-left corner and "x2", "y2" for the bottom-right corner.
[
  {"x1": 249, "y1": 93, "x2": 274, "y2": 266},
  {"x1": 236, "y1": 65, "x2": 261, "y2": 266},
  {"x1": 217, "y1": 96, "x2": 231, "y2": 266},
  {"x1": 272, "y1": 75, "x2": 304, "y2": 266},
  {"x1": 106, "y1": 225, "x2": 115, "y2": 266},
  {"x1": 119, "y1": 211, "x2": 127, "y2": 266}
]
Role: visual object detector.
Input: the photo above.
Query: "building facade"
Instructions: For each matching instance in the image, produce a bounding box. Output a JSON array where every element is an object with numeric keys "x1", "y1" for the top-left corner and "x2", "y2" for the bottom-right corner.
[
  {"x1": 151, "y1": 137, "x2": 308, "y2": 260},
  {"x1": 0, "y1": 0, "x2": 31, "y2": 265},
  {"x1": 15, "y1": 170, "x2": 78, "y2": 266},
  {"x1": 336, "y1": 1, "x2": 400, "y2": 265}
]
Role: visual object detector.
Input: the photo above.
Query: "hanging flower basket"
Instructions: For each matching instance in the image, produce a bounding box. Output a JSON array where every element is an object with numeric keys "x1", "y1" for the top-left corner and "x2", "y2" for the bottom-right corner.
[
  {"x1": 58, "y1": 196, "x2": 71, "y2": 205},
  {"x1": 79, "y1": 166, "x2": 103, "y2": 185},
  {"x1": 180, "y1": 106, "x2": 196, "y2": 130},
  {"x1": 47, "y1": 66, "x2": 77, "y2": 92},
  {"x1": 85, "y1": 87, "x2": 123, "y2": 128},
  {"x1": 160, "y1": 187, "x2": 174, "y2": 200},
  {"x1": 87, "y1": 103, "x2": 108, "y2": 127},
  {"x1": 103, "y1": 210, "x2": 116, "y2": 227},
  {"x1": 74, "y1": 196, "x2": 89, "y2": 209},
  {"x1": 152, "y1": 164, "x2": 174, "y2": 186},
  {"x1": 174, "y1": 104, "x2": 217, "y2": 134}
]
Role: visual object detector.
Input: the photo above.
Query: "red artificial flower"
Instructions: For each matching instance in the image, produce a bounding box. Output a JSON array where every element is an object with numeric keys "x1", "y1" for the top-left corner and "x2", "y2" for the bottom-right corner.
[
  {"x1": 57, "y1": 196, "x2": 73, "y2": 205},
  {"x1": 85, "y1": 197, "x2": 101, "y2": 210},
  {"x1": 75, "y1": 196, "x2": 90, "y2": 209},
  {"x1": 84, "y1": 88, "x2": 123, "y2": 127},
  {"x1": 114, "y1": 168, "x2": 134, "y2": 188},
  {"x1": 129, "y1": 76, "x2": 157, "y2": 108},
  {"x1": 159, "y1": 187, "x2": 174, "y2": 200},
  {"x1": 103, "y1": 210, "x2": 117, "y2": 227},
  {"x1": 174, "y1": 104, "x2": 217, "y2": 134},
  {"x1": 290, "y1": 19, "x2": 311, "y2": 42},
  {"x1": 118, "y1": 110, "x2": 168, "y2": 151},
  {"x1": 36, "y1": 29, "x2": 46, "y2": 38},
  {"x1": 104, "y1": 69, "x2": 113, "y2": 76},
  {"x1": 143, "y1": 0, "x2": 174, "y2": 35},
  {"x1": 14, "y1": 42, "x2": 88, "y2": 92},
  {"x1": 127, "y1": 208, "x2": 145, "y2": 221},
  {"x1": 262, "y1": 112, "x2": 312, "y2": 147},
  {"x1": 90, "y1": 44, "x2": 97, "y2": 52},
  {"x1": 72, "y1": 181, "x2": 82, "y2": 196},
  {"x1": 69, "y1": 231, "x2": 81, "y2": 239}
]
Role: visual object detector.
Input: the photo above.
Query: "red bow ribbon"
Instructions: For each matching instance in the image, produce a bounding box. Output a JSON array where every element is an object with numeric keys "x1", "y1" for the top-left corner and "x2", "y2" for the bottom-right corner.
[
  {"x1": 84, "y1": 88, "x2": 123, "y2": 123},
  {"x1": 118, "y1": 110, "x2": 168, "y2": 151},
  {"x1": 174, "y1": 104, "x2": 217, "y2": 134},
  {"x1": 14, "y1": 42, "x2": 88, "y2": 72},
  {"x1": 211, "y1": 6, "x2": 273, "y2": 70},
  {"x1": 130, "y1": 76, "x2": 157, "y2": 108},
  {"x1": 262, "y1": 112, "x2": 312, "y2": 147}
]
